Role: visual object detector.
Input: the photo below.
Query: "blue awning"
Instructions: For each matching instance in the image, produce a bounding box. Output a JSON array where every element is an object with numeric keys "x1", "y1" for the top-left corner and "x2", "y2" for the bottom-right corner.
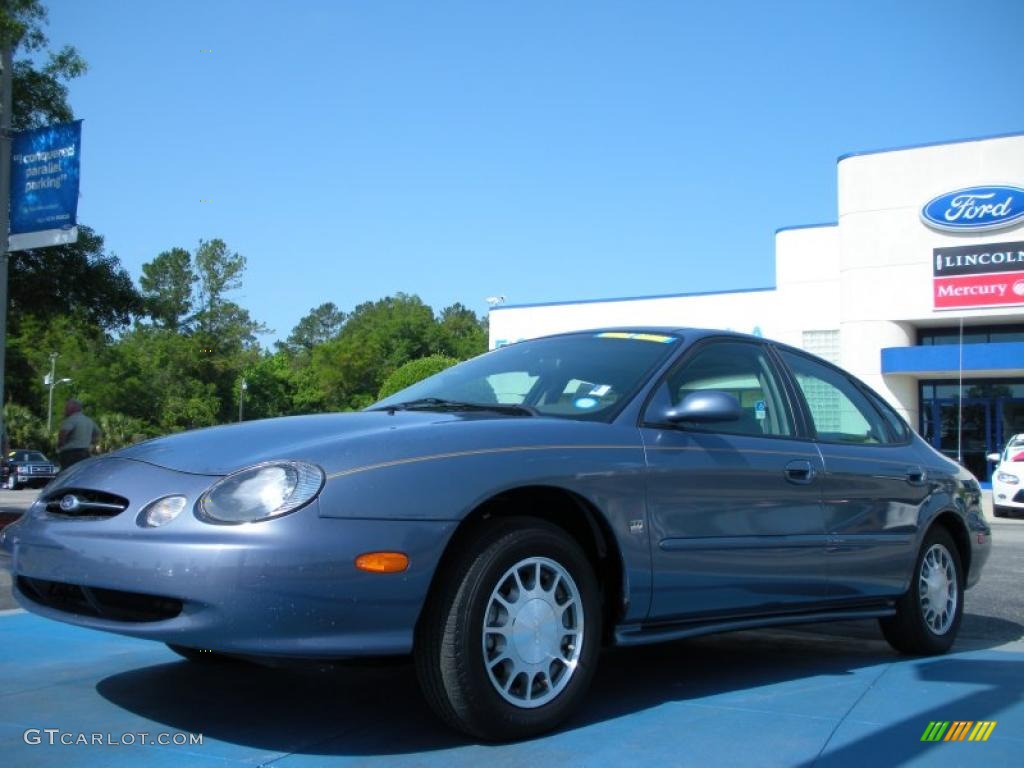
[{"x1": 881, "y1": 342, "x2": 1024, "y2": 375}]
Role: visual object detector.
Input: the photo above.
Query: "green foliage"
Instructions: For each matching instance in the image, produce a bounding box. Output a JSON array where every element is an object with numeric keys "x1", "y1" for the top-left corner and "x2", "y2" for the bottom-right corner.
[
  {"x1": 240, "y1": 354, "x2": 299, "y2": 420},
  {"x1": 3, "y1": 403, "x2": 48, "y2": 452},
  {"x1": 378, "y1": 355, "x2": 459, "y2": 400},
  {"x1": 140, "y1": 248, "x2": 195, "y2": 329},
  {"x1": 95, "y1": 412, "x2": 149, "y2": 453},
  {"x1": 279, "y1": 302, "x2": 345, "y2": 355},
  {"x1": 433, "y1": 303, "x2": 488, "y2": 360},
  {"x1": 0, "y1": 0, "x2": 47, "y2": 52}
]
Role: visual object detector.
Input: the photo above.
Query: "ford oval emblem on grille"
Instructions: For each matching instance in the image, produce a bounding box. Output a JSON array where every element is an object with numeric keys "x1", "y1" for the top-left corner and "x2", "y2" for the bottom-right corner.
[{"x1": 59, "y1": 494, "x2": 80, "y2": 513}]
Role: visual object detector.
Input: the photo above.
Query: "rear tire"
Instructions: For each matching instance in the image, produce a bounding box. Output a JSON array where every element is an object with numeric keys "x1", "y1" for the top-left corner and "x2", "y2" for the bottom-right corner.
[
  {"x1": 415, "y1": 518, "x2": 601, "y2": 741},
  {"x1": 880, "y1": 526, "x2": 963, "y2": 655}
]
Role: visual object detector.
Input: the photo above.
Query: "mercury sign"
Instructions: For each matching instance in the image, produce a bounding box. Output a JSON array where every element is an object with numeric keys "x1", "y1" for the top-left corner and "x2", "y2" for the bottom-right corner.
[
  {"x1": 921, "y1": 185, "x2": 1024, "y2": 233},
  {"x1": 8, "y1": 120, "x2": 82, "y2": 252},
  {"x1": 933, "y1": 240, "x2": 1024, "y2": 310}
]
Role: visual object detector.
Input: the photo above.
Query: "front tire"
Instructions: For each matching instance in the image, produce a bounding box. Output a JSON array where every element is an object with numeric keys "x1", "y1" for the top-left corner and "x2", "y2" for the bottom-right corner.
[
  {"x1": 880, "y1": 526, "x2": 963, "y2": 655},
  {"x1": 415, "y1": 518, "x2": 602, "y2": 741},
  {"x1": 992, "y1": 506, "x2": 1009, "y2": 518}
]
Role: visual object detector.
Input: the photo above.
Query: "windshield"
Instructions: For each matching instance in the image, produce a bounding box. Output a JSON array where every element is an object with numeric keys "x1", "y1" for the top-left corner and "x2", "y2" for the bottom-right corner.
[
  {"x1": 371, "y1": 331, "x2": 680, "y2": 421},
  {"x1": 1005, "y1": 436, "x2": 1024, "y2": 462},
  {"x1": 14, "y1": 451, "x2": 48, "y2": 463}
]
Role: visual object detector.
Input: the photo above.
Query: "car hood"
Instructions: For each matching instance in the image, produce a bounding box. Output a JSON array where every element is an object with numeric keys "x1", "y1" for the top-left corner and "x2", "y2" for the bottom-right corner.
[
  {"x1": 112, "y1": 411, "x2": 471, "y2": 475},
  {"x1": 109, "y1": 411, "x2": 619, "y2": 479}
]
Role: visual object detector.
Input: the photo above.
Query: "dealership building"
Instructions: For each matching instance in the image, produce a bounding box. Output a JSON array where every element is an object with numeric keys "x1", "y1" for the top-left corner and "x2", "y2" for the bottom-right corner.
[{"x1": 489, "y1": 132, "x2": 1024, "y2": 483}]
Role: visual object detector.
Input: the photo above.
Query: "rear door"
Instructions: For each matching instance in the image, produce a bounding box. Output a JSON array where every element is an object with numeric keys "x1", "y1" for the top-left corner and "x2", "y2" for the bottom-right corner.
[
  {"x1": 640, "y1": 339, "x2": 828, "y2": 621},
  {"x1": 775, "y1": 349, "x2": 926, "y2": 598}
]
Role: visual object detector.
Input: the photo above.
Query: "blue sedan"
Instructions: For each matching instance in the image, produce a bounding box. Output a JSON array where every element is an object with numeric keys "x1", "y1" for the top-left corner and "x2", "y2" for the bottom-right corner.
[{"x1": 0, "y1": 328, "x2": 991, "y2": 740}]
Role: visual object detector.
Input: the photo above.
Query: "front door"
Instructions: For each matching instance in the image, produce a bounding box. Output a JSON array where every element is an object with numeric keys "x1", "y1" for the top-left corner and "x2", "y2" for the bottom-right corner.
[{"x1": 641, "y1": 339, "x2": 828, "y2": 621}]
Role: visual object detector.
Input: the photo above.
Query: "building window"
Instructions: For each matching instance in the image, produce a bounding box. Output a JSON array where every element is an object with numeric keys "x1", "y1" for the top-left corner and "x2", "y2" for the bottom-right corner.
[
  {"x1": 801, "y1": 330, "x2": 840, "y2": 364},
  {"x1": 918, "y1": 324, "x2": 1024, "y2": 346}
]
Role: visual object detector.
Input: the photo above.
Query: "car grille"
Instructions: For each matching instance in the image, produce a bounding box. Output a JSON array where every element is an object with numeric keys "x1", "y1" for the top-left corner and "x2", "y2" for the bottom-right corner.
[
  {"x1": 42, "y1": 489, "x2": 130, "y2": 519},
  {"x1": 28, "y1": 465, "x2": 56, "y2": 475},
  {"x1": 17, "y1": 576, "x2": 182, "y2": 622}
]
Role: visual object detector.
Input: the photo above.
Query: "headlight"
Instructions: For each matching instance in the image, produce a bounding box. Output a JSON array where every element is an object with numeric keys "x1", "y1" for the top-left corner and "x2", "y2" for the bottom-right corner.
[
  {"x1": 198, "y1": 461, "x2": 324, "y2": 524},
  {"x1": 996, "y1": 471, "x2": 1020, "y2": 485}
]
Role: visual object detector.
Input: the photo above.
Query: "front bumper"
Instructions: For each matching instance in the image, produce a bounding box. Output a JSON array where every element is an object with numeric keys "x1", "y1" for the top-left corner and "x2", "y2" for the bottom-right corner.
[
  {"x1": 992, "y1": 478, "x2": 1024, "y2": 510},
  {"x1": 0, "y1": 457, "x2": 456, "y2": 657}
]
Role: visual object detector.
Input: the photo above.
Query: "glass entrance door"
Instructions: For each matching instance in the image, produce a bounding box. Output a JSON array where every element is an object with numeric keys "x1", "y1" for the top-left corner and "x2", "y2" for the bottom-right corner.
[{"x1": 929, "y1": 399, "x2": 992, "y2": 481}]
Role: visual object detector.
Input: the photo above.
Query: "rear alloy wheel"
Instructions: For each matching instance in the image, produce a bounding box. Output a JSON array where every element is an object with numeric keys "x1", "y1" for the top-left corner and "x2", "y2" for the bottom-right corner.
[
  {"x1": 880, "y1": 526, "x2": 963, "y2": 655},
  {"x1": 415, "y1": 518, "x2": 601, "y2": 741}
]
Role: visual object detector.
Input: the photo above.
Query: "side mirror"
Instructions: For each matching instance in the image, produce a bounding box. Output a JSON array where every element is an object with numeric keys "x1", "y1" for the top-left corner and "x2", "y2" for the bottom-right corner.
[
  {"x1": 986, "y1": 452, "x2": 1002, "y2": 463},
  {"x1": 662, "y1": 391, "x2": 743, "y2": 424}
]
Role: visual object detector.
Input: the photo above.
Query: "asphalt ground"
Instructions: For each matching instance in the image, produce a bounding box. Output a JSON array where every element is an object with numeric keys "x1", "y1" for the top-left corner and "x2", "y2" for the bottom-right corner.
[{"x1": 1, "y1": 490, "x2": 1022, "y2": 766}]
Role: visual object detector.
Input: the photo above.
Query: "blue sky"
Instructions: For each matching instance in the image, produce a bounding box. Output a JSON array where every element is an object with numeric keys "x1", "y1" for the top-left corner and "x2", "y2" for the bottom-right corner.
[{"x1": 45, "y1": 0, "x2": 1024, "y2": 343}]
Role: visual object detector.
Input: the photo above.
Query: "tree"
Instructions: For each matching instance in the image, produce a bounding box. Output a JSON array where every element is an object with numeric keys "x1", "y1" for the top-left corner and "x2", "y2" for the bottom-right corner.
[
  {"x1": 193, "y1": 239, "x2": 244, "y2": 330},
  {"x1": 280, "y1": 302, "x2": 346, "y2": 354},
  {"x1": 9, "y1": 226, "x2": 141, "y2": 329},
  {"x1": 139, "y1": 248, "x2": 195, "y2": 329},
  {"x1": 310, "y1": 294, "x2": 436, "y2": 411},
  {"x1": 433, "y1": 302, "x2": 488, "y2": 360}
]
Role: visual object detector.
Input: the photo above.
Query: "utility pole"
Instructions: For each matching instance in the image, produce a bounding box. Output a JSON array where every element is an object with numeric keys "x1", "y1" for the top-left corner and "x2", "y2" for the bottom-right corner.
[{"x1": 0, "y1": 47, "x2": 13, "y2": 446}]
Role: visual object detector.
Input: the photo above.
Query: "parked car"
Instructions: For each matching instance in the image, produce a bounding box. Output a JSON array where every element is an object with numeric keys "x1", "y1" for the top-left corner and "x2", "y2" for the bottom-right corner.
[
  {"x1": 988, "y1": 434, "x2": 1024, "y2": 517},
  {"x1": 0, "y1": 328, "x2": 991, "y2": 740},
  {"x1": 2, "y1": 449, "x2": 58, "y2": 490}
]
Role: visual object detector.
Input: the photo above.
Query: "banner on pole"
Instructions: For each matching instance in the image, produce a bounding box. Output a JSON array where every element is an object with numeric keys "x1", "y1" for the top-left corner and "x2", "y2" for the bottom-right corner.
[{"x1": 8, "y1": 120, "x2": 81, "y2": 252}]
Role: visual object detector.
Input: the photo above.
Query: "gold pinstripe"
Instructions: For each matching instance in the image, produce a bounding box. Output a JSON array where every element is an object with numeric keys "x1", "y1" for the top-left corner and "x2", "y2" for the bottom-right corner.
[{"x1": 325, "y1": 444, "x2": 642, "y2": 480}]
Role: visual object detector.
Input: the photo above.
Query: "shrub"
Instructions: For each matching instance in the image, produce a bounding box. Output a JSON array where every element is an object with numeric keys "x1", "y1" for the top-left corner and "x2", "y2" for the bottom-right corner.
[{"x1": 378, "y1": 355, "x2": 458, "y2": 400}]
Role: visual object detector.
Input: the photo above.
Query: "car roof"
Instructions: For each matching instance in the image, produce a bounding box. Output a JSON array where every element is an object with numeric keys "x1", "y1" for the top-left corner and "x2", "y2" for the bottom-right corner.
[{"x1": 538, "y1": 326, "x2": 768, "y2": 343}]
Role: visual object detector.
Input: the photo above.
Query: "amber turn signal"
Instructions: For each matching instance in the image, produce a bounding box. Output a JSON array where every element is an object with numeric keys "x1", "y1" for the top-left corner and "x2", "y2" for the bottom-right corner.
[{"x1": 355, "y1": 552, "x2": 409, "y2": 573}]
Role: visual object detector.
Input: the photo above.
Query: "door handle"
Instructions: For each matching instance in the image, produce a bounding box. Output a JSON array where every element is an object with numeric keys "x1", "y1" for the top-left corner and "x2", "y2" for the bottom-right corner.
[
  {"x1": 784, "y1": 460, "x2": 816, "y2": 485},
  {"x1": 905, "y1": 466, "x2": 927, "y2": 485}
]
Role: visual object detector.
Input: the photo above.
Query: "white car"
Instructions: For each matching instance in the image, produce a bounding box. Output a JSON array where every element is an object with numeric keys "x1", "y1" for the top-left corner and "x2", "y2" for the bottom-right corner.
[{"x1": 988, "y1": 434, "x2": 1024, "y2": 518}]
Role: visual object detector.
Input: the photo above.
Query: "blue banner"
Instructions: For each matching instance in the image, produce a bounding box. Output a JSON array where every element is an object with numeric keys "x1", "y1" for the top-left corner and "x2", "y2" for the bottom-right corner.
[{"x1": 9, "y1": 120, "x2": 81, "y2": 250}]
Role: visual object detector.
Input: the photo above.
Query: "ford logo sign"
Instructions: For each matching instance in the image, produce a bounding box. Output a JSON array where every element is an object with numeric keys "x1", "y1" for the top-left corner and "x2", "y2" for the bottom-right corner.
[{"x1": 921, "y1": 185, "x2": 1024, "y2": 233}]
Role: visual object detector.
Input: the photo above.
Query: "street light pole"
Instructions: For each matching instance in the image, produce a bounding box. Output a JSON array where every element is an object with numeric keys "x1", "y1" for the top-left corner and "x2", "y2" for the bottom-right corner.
[
  {"x1": 0, "y1": 47, "x2": 14, "y2": 449},
  {"x1": 239, "y1": 378, "x2": 247, "y2": 422},
  {"x1": 47, "y1": 353, "x2": 57, "y2": 433}
]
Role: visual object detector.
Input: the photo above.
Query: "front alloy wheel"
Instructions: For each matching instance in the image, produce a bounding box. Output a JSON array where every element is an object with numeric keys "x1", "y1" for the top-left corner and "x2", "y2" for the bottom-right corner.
[
  {"x1": 416, "y1": 518, "x2": 601, "y2": 741},
  {"x1": 482, "y1": 556, "x2": 585, "y2": 708},
  {"x1": 880, "y1": 526, "x2": 964, "y2": 655}
]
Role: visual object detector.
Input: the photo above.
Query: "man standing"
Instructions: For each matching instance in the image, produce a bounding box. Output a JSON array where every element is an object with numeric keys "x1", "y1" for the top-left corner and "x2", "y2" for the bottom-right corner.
[{"x1": 57, "y1": 399, "x2": 100, "y2": 470}]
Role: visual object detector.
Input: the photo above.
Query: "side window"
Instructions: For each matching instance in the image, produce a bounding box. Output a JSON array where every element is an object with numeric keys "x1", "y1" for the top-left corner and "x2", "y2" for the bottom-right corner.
[
  {"x1": 864, "y1": 389, "x2": 911, "y2": 443},
  {"x1": 779, "y1": 350, "x2": 891, "y2": 445},
  {"x1": 654, "y1": 341, "x2": 793, "y2": 437}
]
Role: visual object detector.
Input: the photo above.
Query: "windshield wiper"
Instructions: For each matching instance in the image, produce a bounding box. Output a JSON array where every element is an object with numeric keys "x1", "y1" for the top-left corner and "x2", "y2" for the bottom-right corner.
[{"x1": 373, "y1": 398, "x2": 537, "y2": 416}]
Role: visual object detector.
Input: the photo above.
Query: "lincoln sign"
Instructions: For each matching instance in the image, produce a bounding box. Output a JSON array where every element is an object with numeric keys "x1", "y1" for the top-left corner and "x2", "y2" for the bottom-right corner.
[{"x1": 933, "y1": 240, "x2": 1024, "y2": 310}]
